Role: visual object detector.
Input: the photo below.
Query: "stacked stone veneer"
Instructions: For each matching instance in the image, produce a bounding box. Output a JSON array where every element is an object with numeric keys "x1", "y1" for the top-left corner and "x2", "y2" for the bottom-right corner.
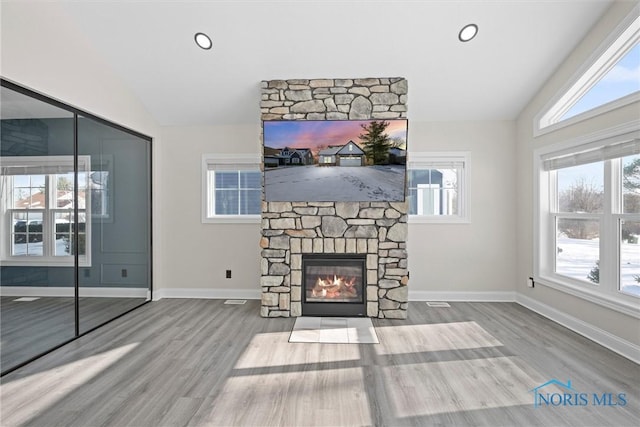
[
  {"x1": 260, "y1": 78, "x2": 409, "y2": 319},
  {"x1": 260, "y1": 78, "x2": 407, "y2": 120}
]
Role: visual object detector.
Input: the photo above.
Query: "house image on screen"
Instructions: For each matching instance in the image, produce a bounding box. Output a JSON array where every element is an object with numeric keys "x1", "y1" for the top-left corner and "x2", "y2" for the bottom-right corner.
[
  {"x1": 263, "y1": 146, "x2": 281, "y2": 168},
  {"x1": 264, "y1": 146, "x2": 314, "y2": 167},
  {"x1": 297, "y1": 149, "x2": 314, "y2": 165},
  {"x1": 281, "y1": 147, "x2": 313, "y2": 165},
  {"x1": 318, "y1": 140, "x2": 365, "y2": 166}
]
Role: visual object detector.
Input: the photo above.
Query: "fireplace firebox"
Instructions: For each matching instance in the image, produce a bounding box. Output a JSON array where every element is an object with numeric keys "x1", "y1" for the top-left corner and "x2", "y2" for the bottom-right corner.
[{"x1": 302, "y1": 254, "x2": 366, "y2": 317}]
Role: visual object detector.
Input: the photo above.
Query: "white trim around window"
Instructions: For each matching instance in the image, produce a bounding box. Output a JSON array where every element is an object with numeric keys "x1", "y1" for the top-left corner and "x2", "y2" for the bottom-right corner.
[
  {"x1": 534, "y1": 6, "x2": 640, "y2": 137},
  {"x1": 533, "y1": 121, "x2": 640, "y2": 319},
  {"x1": 407, "y1": 152, "x2": 470, "y2": 224},
  {"x1": 201, "y1": 154, "x2": 261, "y2": 224}
]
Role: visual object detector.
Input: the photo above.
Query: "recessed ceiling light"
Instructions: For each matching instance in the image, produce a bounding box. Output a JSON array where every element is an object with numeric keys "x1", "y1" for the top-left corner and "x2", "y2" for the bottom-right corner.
[
  {"x1": 458, "y1": 24, "x2": 478, "y2": 42},
  {"x1": 195, "y1": 32, "x2": 212, "y2": 50}
]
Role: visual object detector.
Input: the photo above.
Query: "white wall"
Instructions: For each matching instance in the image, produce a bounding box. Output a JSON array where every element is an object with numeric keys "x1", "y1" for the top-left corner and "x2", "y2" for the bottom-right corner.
[
  {"x1": 156, "y1": 121, "x2": 518, "y2": 301},
  {"x1": 157, "y1": 125, "x2": 262, "y2": 297},
  {"x1": 408, "y1": 121, "x2": 517, "y2": 299},
  {"x1": 515, "y1": 1, "x2": 640, "y2": 346}
]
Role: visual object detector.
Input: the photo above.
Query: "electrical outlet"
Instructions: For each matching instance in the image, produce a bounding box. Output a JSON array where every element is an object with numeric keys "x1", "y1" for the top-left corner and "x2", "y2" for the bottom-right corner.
[
  {"x1": 84, "y1": 269, "x2": 90, "y2": 278},
  {"x1": 121, "y1": 269, "x2": 128, "y2": 278},
  {"x1": 527, "y1": 277, "x2": 534, "y2": 288},
  {"x1": 226, "y1": 270, "x2": 232, "y2": 279}
]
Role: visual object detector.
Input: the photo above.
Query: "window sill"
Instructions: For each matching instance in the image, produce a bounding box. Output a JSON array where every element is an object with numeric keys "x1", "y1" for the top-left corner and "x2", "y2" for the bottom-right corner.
[
  {"x1": 1, "y1": 258, "x2": 91, "y2": 268},
  {"x1": 535, "y1": 92, "x2": 640, "y2": 137},
  {"x1": 202, "y1": 215, "x2": 261, "y2": 224},
  {"x1": 409, "y1": 215, "x2": 470, "y2": 224},
  {"x1": 535, "y1": 274, "x2": 640, "y2": 319}
]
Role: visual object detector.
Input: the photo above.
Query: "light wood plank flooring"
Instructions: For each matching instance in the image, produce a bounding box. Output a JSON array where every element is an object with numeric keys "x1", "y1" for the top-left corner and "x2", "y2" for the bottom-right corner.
[
  {"x1": 1, "y1": 296, "x2": 147, "y2": 372},
  {"x1": 1, "y1": 299, "x2": 638, "y2": 426}
]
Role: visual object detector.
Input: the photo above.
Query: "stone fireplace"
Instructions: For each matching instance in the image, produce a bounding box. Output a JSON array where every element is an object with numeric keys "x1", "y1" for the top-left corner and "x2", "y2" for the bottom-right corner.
[{"x1": 260, "y1": 78, "x2": 408, "y2": 319}]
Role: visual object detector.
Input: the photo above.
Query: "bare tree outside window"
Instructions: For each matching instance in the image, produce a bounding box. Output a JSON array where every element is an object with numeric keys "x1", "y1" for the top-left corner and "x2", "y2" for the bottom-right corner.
[
  {"x1": 558, "y1": 178, "x2": 603, "y2": 239},
  {"x1": 623, "y1": 156, "x2": 640, "y2": 215}
]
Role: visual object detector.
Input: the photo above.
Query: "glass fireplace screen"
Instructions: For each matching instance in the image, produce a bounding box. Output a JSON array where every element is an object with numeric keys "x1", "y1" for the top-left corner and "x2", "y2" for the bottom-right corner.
[{"x1": 304, "y1": 258, "x2": 364, "y2": 304}]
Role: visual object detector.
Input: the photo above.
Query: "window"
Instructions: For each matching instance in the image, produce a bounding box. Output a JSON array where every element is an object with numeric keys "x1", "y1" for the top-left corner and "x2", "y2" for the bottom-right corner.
[
  {"x1": 407, "y1": 152, "x2": 469, "y2": 223},
  {"x1": 536, "y1": 12, "x2": 640, "y2": 135},
  {"x1": 536, "y1": 127, "x2": 640, "y2": 315},
  {"x1": 553, "y1": 162, "x2": 603, "y2": 283},
  {"x1": 621, "y1": 154, "x2": 640, "y2": 297},
  {"x1": 202, "y1": 154, "x2": 261, "y2": 223},
  {"x1": 561, "y1": 43, "x2": 640, "y2": 121},
  {"x1": 1, "y1": 156, "x2": 91, "y2": 266}
]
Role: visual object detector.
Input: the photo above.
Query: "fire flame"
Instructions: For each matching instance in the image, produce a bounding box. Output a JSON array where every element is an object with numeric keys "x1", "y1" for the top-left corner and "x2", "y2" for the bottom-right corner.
[{"x1": 311, "y1": 275, "x2": 358, "y2": 298}]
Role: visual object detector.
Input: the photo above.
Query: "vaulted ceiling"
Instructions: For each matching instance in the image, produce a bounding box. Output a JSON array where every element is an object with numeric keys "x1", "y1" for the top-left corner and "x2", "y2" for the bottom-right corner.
[{"x1": 4, "y1": 0, "x2": 613, "y2": 126}]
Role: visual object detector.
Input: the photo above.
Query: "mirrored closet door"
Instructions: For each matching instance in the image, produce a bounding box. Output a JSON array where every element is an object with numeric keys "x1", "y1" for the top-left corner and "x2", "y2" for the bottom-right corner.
[{"x1": 0, "y1": 80, "x2": 152, "y2": 375}]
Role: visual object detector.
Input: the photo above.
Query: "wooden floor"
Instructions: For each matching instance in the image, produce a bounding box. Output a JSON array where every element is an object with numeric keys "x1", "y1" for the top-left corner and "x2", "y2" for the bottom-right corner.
[
  {"x1": 0, "y1": 296, "x2": 147, "y2": 372},
  {"x1": 0, "y1": 300, "x2": 638, "y2": 426}
]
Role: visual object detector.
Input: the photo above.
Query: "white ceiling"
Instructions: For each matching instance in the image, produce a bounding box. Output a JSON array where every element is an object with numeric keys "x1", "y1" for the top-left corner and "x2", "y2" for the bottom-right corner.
[{"x1": 53, "y1": 0, "x2": 613, "y2": 126}]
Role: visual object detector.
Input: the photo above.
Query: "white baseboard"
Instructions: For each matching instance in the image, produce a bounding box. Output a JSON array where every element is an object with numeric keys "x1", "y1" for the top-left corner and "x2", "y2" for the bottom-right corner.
[
  {"x1": 80, "y1": 288, "x2": 148, "y2": 298},
  {"x1": 153, "y1": 288, "x2": 261, "y2": 301},
  {"x1": 409, "y1": 290, "x2": 516, "y2": 302},
  {"x1": 1, "y1": 286, "x2": 73, "y2": 297},
  {"x1": 158, "y1": 289, "x2": 514, "y2": 303},
  {"x1": 0, "y1": 286, "x2": 148, "y2": 298},
  {"x1": 516, "y1": 293, "x2": 640, "y2": 364}
]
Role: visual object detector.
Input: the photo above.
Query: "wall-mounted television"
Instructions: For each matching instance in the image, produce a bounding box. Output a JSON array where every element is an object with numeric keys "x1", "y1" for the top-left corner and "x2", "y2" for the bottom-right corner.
[{"x1": 263, "y1": 119, "x2": 408, "y2": 202}]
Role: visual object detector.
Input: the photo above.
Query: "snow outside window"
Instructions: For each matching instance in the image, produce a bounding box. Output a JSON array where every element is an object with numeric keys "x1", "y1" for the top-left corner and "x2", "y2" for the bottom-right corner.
[
  {"x1": 553, "y1": 162, "x2": 604, "y2": 285},
  {"x1": 535, "y1": 129, "x2": 640, "y2": 316},
  {"x1": 202, "y1": 154, "x2": 261, "y2": 223},
  {"x1": 407, "y1": 153, "x2": 469, "y2": 223}
]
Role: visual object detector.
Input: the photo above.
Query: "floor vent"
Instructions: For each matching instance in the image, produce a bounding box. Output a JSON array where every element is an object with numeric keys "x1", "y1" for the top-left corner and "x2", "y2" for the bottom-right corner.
[
  {"x1": 224, "y1": 299, "x2": 247, "y2": 305},
  {"x1": 13, "y1": 297, "x2": 40, "y2": 302},
  {"x1": 426, "y1": 301, "x2": 451, "y2": 308}
]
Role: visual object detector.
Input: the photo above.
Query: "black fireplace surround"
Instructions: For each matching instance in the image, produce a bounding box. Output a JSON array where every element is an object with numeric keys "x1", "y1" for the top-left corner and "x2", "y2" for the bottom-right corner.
[{"x1": 302, "y1": 254, "x2": 366, "y2": 317}]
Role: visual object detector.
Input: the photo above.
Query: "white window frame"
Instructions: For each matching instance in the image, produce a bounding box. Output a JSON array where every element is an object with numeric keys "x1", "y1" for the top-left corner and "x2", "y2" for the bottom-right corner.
[
  {"x1": 201, "y1": 154, "x2": 261, "y2": 224},
  {"x1": 534, "y1": 122, "x2": 640, "y2": 319},
  {"x1": 1, "y1": 155, "x2": 92, "y2": 267},
  {"x1": 408, "y1": 152, "x2": 470, "y2": 224},
  {"x1": 534, "y1": 7, "x2": 640, "y2": 136}
]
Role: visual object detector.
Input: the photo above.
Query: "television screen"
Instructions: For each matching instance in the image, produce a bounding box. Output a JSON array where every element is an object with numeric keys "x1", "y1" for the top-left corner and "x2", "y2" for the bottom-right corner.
[{"x1": 263, "y1": 119, "x2": 408, "y2": 202}]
